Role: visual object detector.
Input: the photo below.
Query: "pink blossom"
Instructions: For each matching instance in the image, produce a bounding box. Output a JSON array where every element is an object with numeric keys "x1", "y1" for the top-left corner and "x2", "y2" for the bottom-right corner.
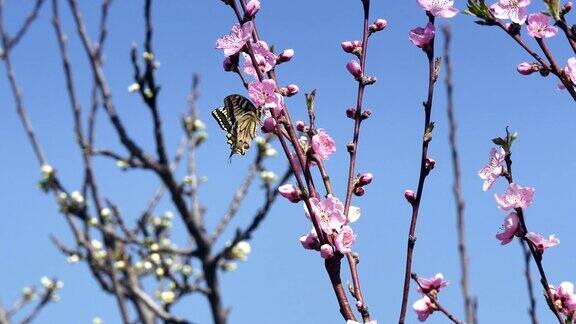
[
  {"x1": 346, "y1": 60, "x2": 363, "y2": 78},
  {"x1": 347, "y1": 206, "x2": 361, "y2": 223},
  {"x1": 413, "y1": 296, "x2": 435, "y2": 322},
  {"x1": 490, "y1": 0, "x2": 531, "y2": 25},
  {"x1": 277, "y1": 49, "x2": 294, "y2": 63},
  {"x1": 278, "y1": 184, "x2": 300, "y2": 202},
  {"x1": 299, "y1": 228, "x2": 320, "y2": 250},
  {"x1": 527, "y1": 13, "x2": 558, "y2": 38},
  {"x1": 478, "y1": 147, "x2": 505, "y2": 191},
  {"x1": 248, "y1": 79, "x2": 277, "y2": 108},
  {"x1": 549, "y1": 282, "x2": 576, "y2": 316},
  {"x1": 320, "y1": 244, "x2": 334, "y2": 258},
  {"x1": 242, "y1": 41, "x2": 276, "y2": 78},
  {"x1": 245, "y1": 0, "x2": 260, "y2": 19},
  {"x1": 311, "y1": 129, "x2": 336, "y2": 160},
  {"x1": 417, "y1": 273, "x2": 449, "y2": 295},
  {"x1": 526, "y1": 232, "x2": 560, "y2": 253},
  {"x1": 409, "y1": 23, "x2": 435, "y2": 49},
  {"x1": 496, "y1": 212, "x2": 520, "y2": 245},
  {"x1": 517, "y1": 62, "x2": 536, "y2": 75},
  {"x1": 215, "y1": 21, "x2": 254, "y2": 57},
  {"x1": 341, "y1": 40, "x2": 362, "y2": 53},
  {"x1": 417, "y1": 0, "x2": 458, "y2": 18},
  {"x1": 305, "y1": 195, "x2": 347, "y2": 234},
  {"x1": 564, "y1": 57, "x2": 576, "y2": 86},
  {"x1": 495, "y1": 183, "x2": 535, "y2": 210},
  {"x1": 335, "y1": 225, "x2": 356, "y2": 254}
]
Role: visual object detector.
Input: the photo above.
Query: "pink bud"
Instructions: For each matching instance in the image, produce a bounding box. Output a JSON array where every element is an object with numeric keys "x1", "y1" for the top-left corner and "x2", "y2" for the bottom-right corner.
[
  {"x1": 517, "y1": 62, "x2": 535, "y2": 76},
  {"x1": 341, "y1": 40, "x2": 362, "y2": 53},
  {"x1": 346, "y1": 60, "x2": 362, "y2": 78},
  {"x1": 404, "y1": 190, "x2": 416, "y2": 204},
  {"x1": 370, "y1": 18, "x2": 387, "y2": 32},
  {"x1": 286, "y1": 84, "x2": 299, "y2": 96},
  {"x1": 295, "y1": 120, "x2": 306, "y2": 132},
  {"x1": 277, "y1": 49, "x2": 294, "y2": 63},
  {"x1": 565, "y1": 1, "x2": 573, "y2": 12},
  {"x1": 358, "y1": 173, "x2": 373, "y2": 186},
  {"x1": 261, "y1": 117, "x2": 278, "y2": 133},
  {"x1": 320, "y1": 244, "x2": 334, "y2": 259},
  {"x1": 356, "y1": 300, "x2": 364, "y2": 308},
  {"x1": 425, "y1": 158, "x2": 436, "y2": 171},
  {"x1": 245, "y1": 0, "x2": 261, "y2": 19},
  {"x1": 353, "y1": 186, "x2": 365, "y2": 196},
  {"x1": 278, "y1": 184, "x2": 301, "y2": 203},
  {"x1": 223, "y1": 57, "x2": 235, "y2": 72}
]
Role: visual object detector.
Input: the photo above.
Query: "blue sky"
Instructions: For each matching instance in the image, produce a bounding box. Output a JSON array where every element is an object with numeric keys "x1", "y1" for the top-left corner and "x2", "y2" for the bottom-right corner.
[{"x1": 1, "y1": 0, "x2": 576, "y2": 323}]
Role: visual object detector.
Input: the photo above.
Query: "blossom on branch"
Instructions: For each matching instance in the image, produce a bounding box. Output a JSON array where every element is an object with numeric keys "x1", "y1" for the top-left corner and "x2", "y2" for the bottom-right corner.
[
  {"x1": 494, "y1": 183, "x2": 535, "y2": 210},
  {"x1": 215, "y1": 21, "x2": 254, "y2": 57},
  {"x1": 527, "y1": 13, "x2": 558, "y2": 38},
  {"x1": 409, "y1": 23, "x2": 435, "y2": 49},
  {"x1": 334, "y1": 225, "x2": 356, "y2": 254},
  {"x1": 490, "y1": 0, "x2": 531, "y2": 25},
  {"x1": 417, "y1": 0, "x2": 458, "y2": 18},
  {"x1": 305, "y1": 195, "x2": 346, "y2": 234},
  {"x1": 495, "y1": 212, "x2": 520, "y2": 245},
  {"x1": 242, "y1": 41, "x2": 276, "y2": 78},
  {"x1": 413, "y1": 295, "x2": 435, "y2": 322},
  {"x1": 478, "y1": 147, "x2": 505, "y2": 191},
  {"x1": 311, "y1": 129, "x2": 336, "y2": 160},
  {"x1": 548, "y1": 282, "x2": 576, "y2": 316},
  {"x1": 526, "y1": 232, "x2": 560, "y2": 253},
  {"x1": 417, "y1": 273, "x2": 449, "y2": 295}
]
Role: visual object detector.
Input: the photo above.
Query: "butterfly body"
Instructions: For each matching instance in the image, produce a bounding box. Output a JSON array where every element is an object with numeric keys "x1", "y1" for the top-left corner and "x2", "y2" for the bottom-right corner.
[{"x1": 212, "y1": 94, "x2": 261, "y2": 157}]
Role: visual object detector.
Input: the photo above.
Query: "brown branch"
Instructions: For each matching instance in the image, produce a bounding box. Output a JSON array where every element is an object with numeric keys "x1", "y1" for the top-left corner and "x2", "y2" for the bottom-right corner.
[
  {"x1": 503, "y1": 145, "x2": 563, "y2": 323},
  {"x1": 399, "y1": 13, "x2": 438, "y2": 324},
  {"x1": 535, "y1": 37, "x2": 576, "y2": 101},
  {"x1": 442, "y1": 25, "x2": 475, "y2": 324},
  {"x1": 520, "y1": 239, "x2": 539, "y2": 324},
  {"x1": 5, "y1": 0, "x2": 46, "y2": 50}
]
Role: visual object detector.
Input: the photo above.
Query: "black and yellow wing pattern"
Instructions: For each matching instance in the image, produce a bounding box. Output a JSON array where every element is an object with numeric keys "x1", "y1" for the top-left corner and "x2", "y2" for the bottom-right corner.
[{"x1": 212, "y1": 94, "x2": 261, "y2": 157}]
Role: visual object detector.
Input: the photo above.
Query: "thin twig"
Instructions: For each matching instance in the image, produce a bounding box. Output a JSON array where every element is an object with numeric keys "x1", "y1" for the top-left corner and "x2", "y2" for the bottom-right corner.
[
  {"x1": 520, "y1": 239, "x2": 539, "y2": 324},
  {"x1": 399, "y1": 13, "x2": 438, "y2": 324},
  {"x1": 443, "y1": 25, "x2": 475, "y2": 324}
]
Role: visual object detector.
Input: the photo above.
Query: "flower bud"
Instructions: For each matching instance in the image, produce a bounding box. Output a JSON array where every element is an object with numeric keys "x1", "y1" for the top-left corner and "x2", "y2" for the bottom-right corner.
[
  {"x1": 346, "y1": 107, "x2": 356, "y2": 119},
  {"x1": 277, "y1": 49, "x2": 294, "y2": 63},
  {"x1": 245, "y1": 0, "x2": 260, "y2": 19},
  {"x1": 295, "y1": 120, "x2": 306, "y2": 132},
  {"x1": 425, "y1": 158, "x2": 436, "y2": 172},
  {"x1": 278, "y1": 184, "x2": 301, "y2": 203},
  {"x1": 564, "y1": 1, "x2": 573, "y2": 13},
  {"x1": 320, "y1": 244, "x2": 334, "y2": 259},
  {"x1": 358, "y1": 173, "x2": 373, "y2": 186},
  {"x1": 360, "y1": 109, "x2": 372, "y2": 120},
  {"x1": 353, "y1": 186, "x2": 365, "y2": 196},
  {"x1": 286, "y1": 84, "x2": 299, "y2": 96},
  {"x1": 404, "y1": 189, "x2": 417, "y2": 204},
  {"x1": 341, "y1": 40, "x2": 362, "y2": 53},
  {"x1": 261, "y1": 117, "x2": 277, "y2": 133},
  {"x1": 346, "y1": 60, "x2": 363, "y2": 78},
  {"x1": 369, "y1": 18, "x2": 388, "y2": 33},
  {"x1": 517, "y1": 62, "x2": 535, "y2": 75}
]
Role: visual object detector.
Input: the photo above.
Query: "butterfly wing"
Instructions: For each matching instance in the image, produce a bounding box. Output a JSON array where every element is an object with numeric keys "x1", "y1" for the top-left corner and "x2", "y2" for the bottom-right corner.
[{"x1": 211, "y1": 94, "x2": 261, "y2": 157}]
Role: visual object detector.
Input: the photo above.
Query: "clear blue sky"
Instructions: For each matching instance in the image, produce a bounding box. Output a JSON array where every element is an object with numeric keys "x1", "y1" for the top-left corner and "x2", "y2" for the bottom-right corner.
[{"x1": 1, "y1": 1, "x2": 576, "y2": 323}]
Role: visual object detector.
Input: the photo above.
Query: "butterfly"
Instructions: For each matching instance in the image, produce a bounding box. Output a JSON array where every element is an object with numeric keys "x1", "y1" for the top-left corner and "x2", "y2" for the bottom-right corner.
[{"x1": 212, "y1": 94, "x2": 262, "y2": 158}]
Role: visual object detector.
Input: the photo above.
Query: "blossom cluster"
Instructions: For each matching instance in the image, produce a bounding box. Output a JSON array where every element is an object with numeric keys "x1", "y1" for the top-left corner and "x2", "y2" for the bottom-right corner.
[
  {"x1": 485, "y1": 0, "x2": 576, "y2": 90},
  {"x1": 477, "y1": 144, "x2": 559, "y2": 252},
  {"x1": 412, "y1": 273, "x2": 450, "y2": 321},
  {"x1": 215, "y1": 0, "x2": 296, "y2": 132}
]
